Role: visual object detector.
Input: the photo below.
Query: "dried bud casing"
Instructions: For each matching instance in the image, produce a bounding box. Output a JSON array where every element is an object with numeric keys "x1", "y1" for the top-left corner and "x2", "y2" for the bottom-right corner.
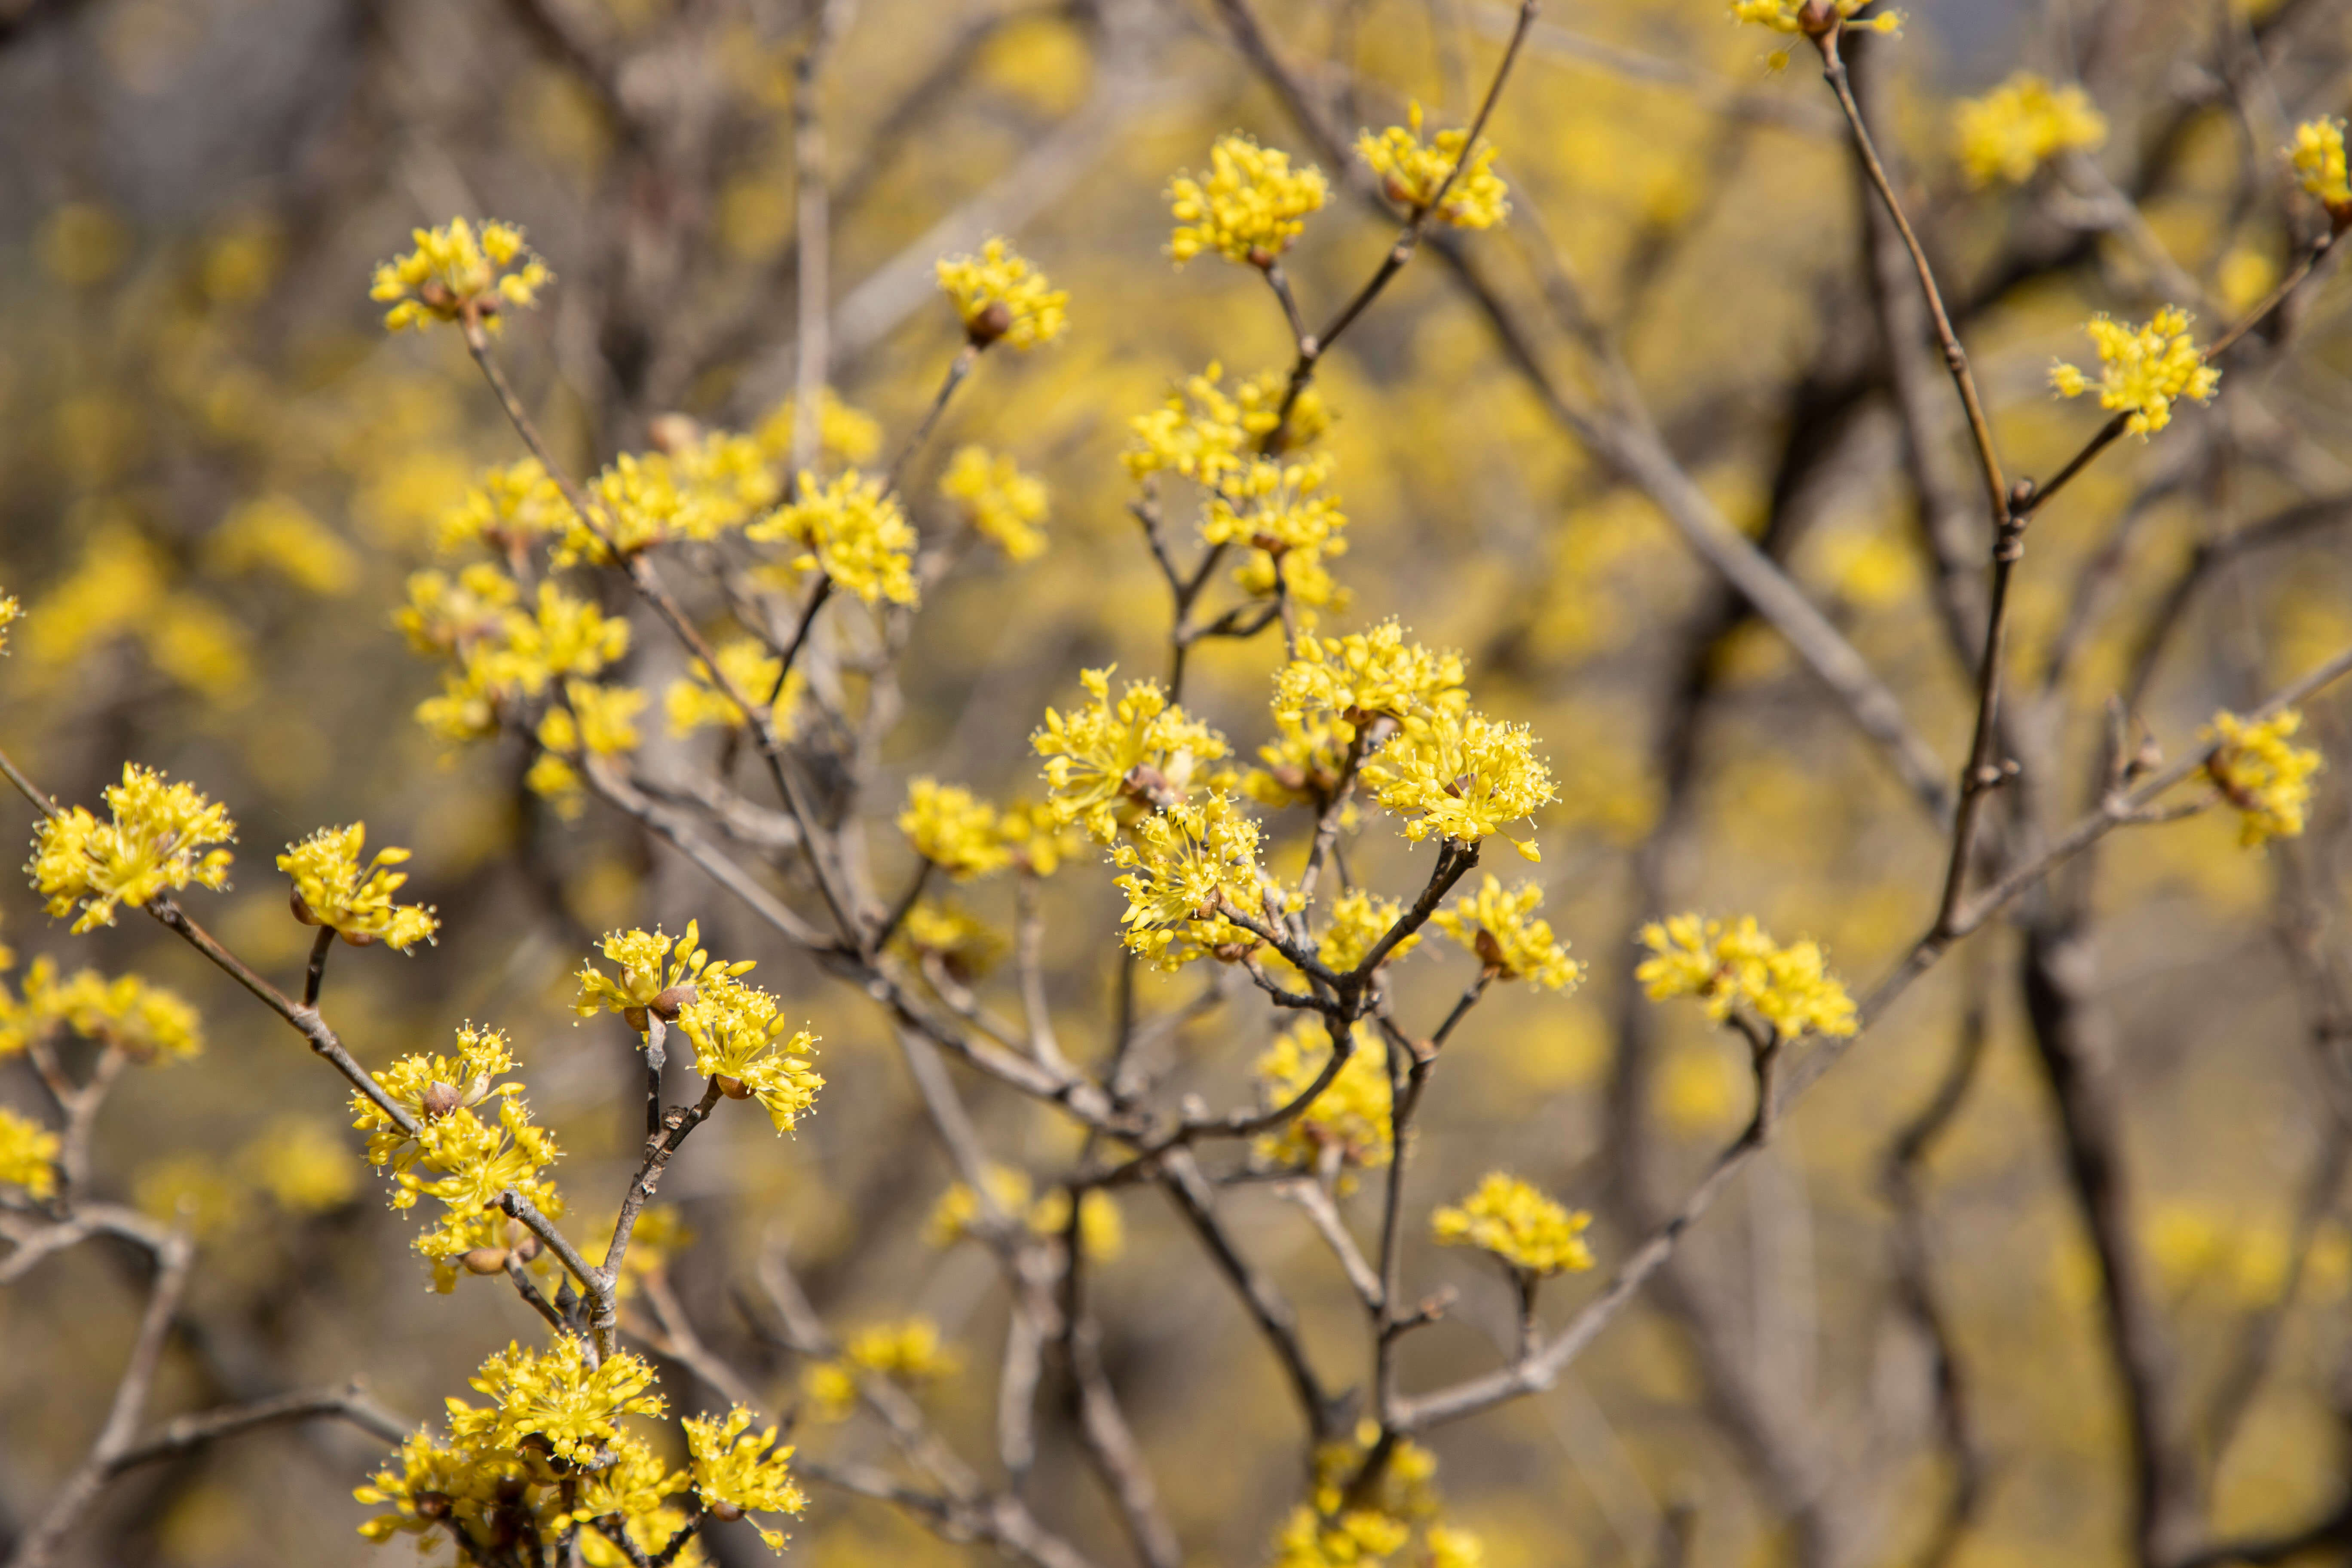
[
  {"x1": 646, "y1": 412, "x2": 703, "y2": 455},
  {"x1": 715, "y1": 1074, "x2": 755, "y2": 1100},
  {"x1": 967, "y1": 299, "x2": 1014, "y2": 347},
  {"x1": 462, "y1": 1246, "x2": 510, "y2": 1275},
  {"x1": 649, "y1": 983, "x2": 698, "y2": 1021},
  {"x1": 288, "y1": 886, "x2": 322, "y2": 926},
  {"x1": 707, "y1": 1501, "x2": 745, "y2": 1523},
  {"x1": 420, "y1": 1081, "x2": 464, "y2": 1120},
  {"x1": 1473, "y1": 927, "x2": 1513, "y2": 978},
  {"x1": 623, "y1": 1005, "x2": 649, "y2": 1033}
]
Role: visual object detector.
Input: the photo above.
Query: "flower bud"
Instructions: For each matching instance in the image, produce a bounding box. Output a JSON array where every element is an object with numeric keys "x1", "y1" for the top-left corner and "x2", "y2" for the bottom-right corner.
[{"x1": 967, "y1": 300, "x2": 1014, "y2": 347}]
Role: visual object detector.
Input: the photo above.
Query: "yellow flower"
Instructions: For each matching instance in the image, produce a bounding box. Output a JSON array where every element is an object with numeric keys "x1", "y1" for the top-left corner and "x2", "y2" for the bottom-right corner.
[
  {"x1": 369, "y1": 217, "x2": 551, "y2": 332},
  {"x1": 1637, "y1": 913, "x2": 1858, "y2": 1039},
  {"x1": 746, "y1": 469, "x2": 918, "y2": 606},
  {"x1": 1357, "y1": 101, "x2": 1510, "y2": 228},
  {"x1": 755, "y1": 387, "x2": 884, "y2": 466},
  {"x1": 893, "y1": 898, "x2": 1006, "y2": 977},
  {"x1": 28, "y1": 763, "x2": 236, "y2": 932},
  {"x1": 900, "y1": 778, "x2": 1011, "y2": 879},
  {"x1": 1430, "y1": 875, "x2": 1580, "y2": 989},
  {"x1": 926, "y1": 1164, "x2": 1123, "y2": 1259},
  {"x1": 676, "y1": 973, "x2": 824, "y2": 1132},
  {"x1": 2049, "y1": 306, "x2": 2220, "y2": 438},
  {"x1": 1954, "y1": 72, "x2": 2107, "y2": 187},
  {"x1": 1112, "y1": 792, "x2": 1274, "y2": 968},
  {"x1": 1432, "y1": 1173, "x2": 1595, "y2": 1277},
  {"x1": 684, "y1": 1406, "x2": 806, "y2": 1551},
  {"x1": 1254, "y1": 1022, "x2": 1392, "y2": 1176},
  {"x1": 1280, "y1": 622, "x2": 1464, "y2": 724},
  {"x1": 665, "y1": 637, "x2": 805, "y2": 739},
  {"x1": 1427, "y1": 1525, "x2": 1487, "y2": 1568},
  {"x1": 1168, "y1": 134, "x2": 1329, "y2": 264},
  {"x1": 575, "y1": 921, "x2": 752, "y2": 1026},
  {"x1": 994, "y1": 799, "x2": 1084, "y2": 876},
  {"x1": 1204, "y1": 454, "x2": 1350, "y2": 607},
  {"x1": 0, "y1": 1106, "x2": 59, "y2": 1200},
  {"x1": 1730, "y1": 0, "x2": 1902, "y2": 37},
  {"x1": 562, "y1": 432, "x2": 781, "y2": 566},
  {"x1": 240, "y1": 1115, "x2": 360, "y2": 1213},
  {"x1": 438, "y1": 459, "x2": 567, "y2": 557},
  {"x1": 351, "y1": 1029, "x2": 565, "y2": 1289},
  {"x1": 0, "y1": 591, "x2": 19, "y2": 655},
  {"x1": 450, "y1": 1337, "x2": 664, "y2": 1464},
  {"x1": 935, "y1": 237, "x2": 1068, "y2": 349},
  {"x1": 2207, "y1": 708, "x2": 2323, "y2": 846},
  {"x1": 278, "y1": 823, "x2": 439, "y2": 951},
  {"x1": 940, "y1": 446, "x2": 1049, "y2": 561},
  {"x1": 1032, "y1": 665, "x2": 1230, "y2": 843},
  {"x1": 395, "y1": 562, "x2": 519, "y2": 657},
  {"x1": 0, "y1": 956, "x2": 203, "y2": 1060},
  {"x1": 207, "y1": 496, "x2": 360, "y2": 596},
  {"x1": 1361, "y1": 707, "x2": 1553, "y2": 861},
  {"x1": 1315, "y1": 888, "x2": 1416, "y2": 973},
  {"x1": 2292, "y1": 118, "x2": 2352, "y2": 211},
  {"x1": 1271, "y1": 1504, "x2": 1412, "y2": 1568},
  {"x1": 845, "y1": 1317, "x2": 961, "y2": 1381}
]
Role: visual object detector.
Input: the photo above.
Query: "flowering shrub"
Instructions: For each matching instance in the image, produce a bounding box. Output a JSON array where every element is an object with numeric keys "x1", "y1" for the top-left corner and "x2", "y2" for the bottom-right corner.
[{"x1": 6, "y1": 4, "x2": 2352, "y2": 1567}]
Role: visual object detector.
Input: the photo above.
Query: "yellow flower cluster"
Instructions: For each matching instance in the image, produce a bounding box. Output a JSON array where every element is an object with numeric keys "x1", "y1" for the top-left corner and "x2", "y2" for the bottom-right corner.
[
  {"x1": 406, "y1": 578, "x2": 631, "y2": 745},
  {"x1": 2207, "y1": 708, "x2": 2324, "y2": 847},
  {"x1": 665, "y1": 636, "x2": 805, "y2": 739},
  {"x1": 935, "y1": 237, "x2": 1068, "y2": 349},
  {"x1": 746, "y1": 469, "x2": 919, "y2": 606},
  {"x1": 1357, "y1": 102, "x2": 1510, "y2": 228},
  {"x1": 27, "y1": 763, "x2": 236, "y2": 932},
  {"x1": 1277, "y1": 622, "x2": 1466, "y2": 736},
  {"x1": 564, "y1": 431, "x2": 780, "y2": 564},
  {"x1": 1361, "y1": 706, "x2": 1553, "y2": 861},
  {"x1": 1954, "y1": 72, "x2": 2107, "y2": 187},
  {"x1": 894, "y1": 898, "x2": 1005, "y2": 975},
  {"x1": 438, "y1": 459, "x2": 567, "y2": 557},
  {"x1": 0, "y1": 1106, "x2": 59, "y2": 1200},
  {"x1": 278, "y1": 823, "x2": 439, "y2": 951},
  {"x1": 684, "y1": 1406, "x2": 807, "y2": 1551},
  {"x1": 352, "y1": 1025, "x2": 566, "y2": 1289},
  {"x1": 1124, "y1": 362, "x2": 1317, "y2": 484},
  {"x1": 527, "y1": 680, "x2": 647, "y2": 816},
  {"x1": 0, "y1": 591, "x2": 18, "y2": 653},
  {"x1": 1637, "y1": 913, "x2": 1859, "y2": 1039},
  {"x1": 900, "y1": 778, "x2": 1014, "y2": 879},
  {"x1": 207, "y1": 496, "x2": 360, "y2": 597},
  {"x1": 755, "y1": 387, "x2": 884, "y2": 467},
  {"x1": 1112, "y1": 791, "x2": 1276, "y2": 968},
  {"x1": 1168, "y1": 134, "x2": 1329, "y2": 264},
  {"x1": 0, "y1": 956, "x2": 203, "y2": 1061},
  {"x1": 1207, "y1": 455, "x2": 1351, "y2": 610},
  {"x1": 1314, "y1": 888, "x2": 1416, "y2": 973},
  {"x1": 940, "y1": 445, "x2": 1049, "y2": 561},
  {"x1": 2049, "y1": 306, "x2": 2220, "y2": 438},
  {"x1": 1432, "y1": 1172, "x2": 1595, "y2": 1277},
  {"x1": 1430, "y1": 875, "x2": 1580, "y2": 989},
  {"x1": 575, "y1": 921, "x2": 751, "y2": 1029},
  {"x1": 2293, "y1": 118, "x2": 2352, "y2": 212},
  {"x1": 1730, "y1": 0, "x2": 1902, "y2": 36},
  {"x1": 676, "y1": 972, "x2": 825, "y2": 1133},
  {"x1": 369, "y1": 217, "x2": 550, "y2": 332},
  {"x1": 805, "y1": 1318, "x2": 961, "y2": 1420},
  {"x1": 1254, "y1": 1022, "x2": 1392, "y2": 1176},
  {"x1": 1033, "y1": 666, "x2": 1229, "y2": 842},
  {"x1": 356, "y1": 1338, "x2": 763, "y2": 1562},
  {"x1": 925, "y1": 1163, "x2": 1124, "y2": 1259},
  {"x1": 1272, "y1": 1505, "x2": 1411, "y2": 1568}
]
